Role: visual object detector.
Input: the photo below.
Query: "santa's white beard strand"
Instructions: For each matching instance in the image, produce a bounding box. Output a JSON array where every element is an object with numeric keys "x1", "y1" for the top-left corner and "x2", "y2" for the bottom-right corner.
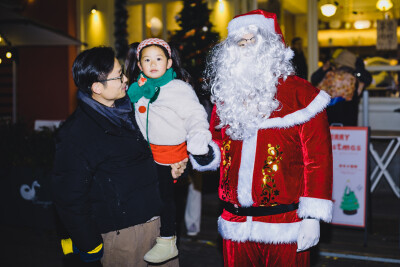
[{"x1": 206, "y1": 30, "x2": 294, "y2": 140}]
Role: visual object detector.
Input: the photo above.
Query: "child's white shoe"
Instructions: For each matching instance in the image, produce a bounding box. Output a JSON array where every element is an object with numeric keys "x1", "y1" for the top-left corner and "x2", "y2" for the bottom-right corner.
[{"x1": 144, "y1": 236, "x2": 178, "y2": 263}]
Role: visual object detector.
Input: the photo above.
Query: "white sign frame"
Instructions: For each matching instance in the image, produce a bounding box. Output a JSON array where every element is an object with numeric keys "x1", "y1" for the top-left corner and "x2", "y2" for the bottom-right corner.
[{"x1": 330, "y1": 127, "x2": 369, "y2": 228}]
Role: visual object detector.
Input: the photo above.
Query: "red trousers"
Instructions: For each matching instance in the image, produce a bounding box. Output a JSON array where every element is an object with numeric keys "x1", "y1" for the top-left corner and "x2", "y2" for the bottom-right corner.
[{"x1": 223, "y1": 239, "x2": 310, "y2": 267}]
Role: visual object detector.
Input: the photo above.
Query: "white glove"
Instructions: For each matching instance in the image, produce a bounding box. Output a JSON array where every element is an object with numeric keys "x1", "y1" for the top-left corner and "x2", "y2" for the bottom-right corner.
[
  {"x1": 187, "y1": 131, "x2": 211, "y2": 155},
  {"x1": 297, "y1": 219, "x2": 320, "y2": 252}
]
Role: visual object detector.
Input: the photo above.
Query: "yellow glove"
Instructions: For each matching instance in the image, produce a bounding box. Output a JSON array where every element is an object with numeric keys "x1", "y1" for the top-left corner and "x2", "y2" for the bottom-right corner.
[
  {"x1": 61, "y1": 238, "x2": 104, "y2": 262},
  {"x1": 61, "y1": 238, "x2": 73, "y2": 255}
]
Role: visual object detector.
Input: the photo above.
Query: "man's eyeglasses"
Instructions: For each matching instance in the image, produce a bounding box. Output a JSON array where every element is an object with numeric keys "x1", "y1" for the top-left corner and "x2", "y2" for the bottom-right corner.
[
  {"x1": 237, "y1": 37, "x2": 256, "y2": 47},
  {"x1": 99, "y1": 72, "x2": 125, "y2": 84}
]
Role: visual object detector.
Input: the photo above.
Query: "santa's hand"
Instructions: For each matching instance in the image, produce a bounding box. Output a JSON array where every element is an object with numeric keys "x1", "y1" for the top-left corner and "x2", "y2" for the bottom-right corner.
[
  {"x1": 297, "y1": 219, "x2": 320, "y2": 252},
  {"x1": 171, "y1": 158, "x2": 188, "y2": 179}
]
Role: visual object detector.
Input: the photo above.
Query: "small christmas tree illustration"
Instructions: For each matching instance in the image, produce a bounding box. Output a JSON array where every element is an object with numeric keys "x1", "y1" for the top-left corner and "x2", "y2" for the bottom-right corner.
[{"x1": 340, "y1": 186, "x2": 359, "y2": 215}]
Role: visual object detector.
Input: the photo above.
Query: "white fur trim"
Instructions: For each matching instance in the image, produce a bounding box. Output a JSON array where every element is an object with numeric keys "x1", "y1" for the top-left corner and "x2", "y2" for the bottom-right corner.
[
  {"x1": 218, "y1": 216, "x2": 301, "y2": 244},
  {"x1": 237, "y1": 132, "x2": 257, "y2": 207},
  {"x1": 297, "y1": 197, "x2": 333, "y2": 223},
  {"x1": 259, "y1": 90, "x2": 331, "y2": 129},
  {"x1": 189, "y1": 141, "x2": 221, "y2": 172},
  {"x1": 228, "y1": 15, "x2": 275, "y2": 36}
]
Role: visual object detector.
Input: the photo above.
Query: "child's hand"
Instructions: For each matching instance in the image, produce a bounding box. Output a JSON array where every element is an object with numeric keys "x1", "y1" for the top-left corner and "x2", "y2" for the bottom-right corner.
[
  {"x1": 187, "y1": 132, "x2": 211, "y2": 155},
  {"x1": 171, "y1": 158, "x2": 188, "y2": 179},
  {"x1": 138, "y1": 74, "x2": 147, "y2": 87}
]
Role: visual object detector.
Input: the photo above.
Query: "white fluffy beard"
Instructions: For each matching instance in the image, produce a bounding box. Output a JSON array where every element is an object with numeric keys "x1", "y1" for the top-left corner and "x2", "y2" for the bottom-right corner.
[{"x1": 206, "y1": 27, "x2": 294, "y2": 140}]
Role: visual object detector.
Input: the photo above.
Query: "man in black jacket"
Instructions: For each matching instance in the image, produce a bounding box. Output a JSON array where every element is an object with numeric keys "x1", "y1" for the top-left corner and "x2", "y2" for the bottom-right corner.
[{"x1": 52, "y1": 47, "x2": 182, "y2": 266}]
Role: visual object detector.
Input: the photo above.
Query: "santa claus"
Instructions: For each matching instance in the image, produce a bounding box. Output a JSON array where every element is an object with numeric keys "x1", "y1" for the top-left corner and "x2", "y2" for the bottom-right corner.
[{"x1": 202, "y1": 9, "x2": 333, "y2": 267}]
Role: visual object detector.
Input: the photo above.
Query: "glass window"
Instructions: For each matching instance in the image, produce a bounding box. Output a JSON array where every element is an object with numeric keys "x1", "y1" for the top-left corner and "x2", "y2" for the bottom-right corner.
[
  {"x1": 166, "y1": 1, "x2": 184, "y2": 40},
  {"x1": 145, "y1": 3, "x2": 163, "y2": 38},
  {"x1": 127, "y1": 5, "x2": 143, "y2": 43},
  {"x1": 88, "y1": 11, "x2": 106, "y2": 47},
  {"x1": 210, "y1": 0, "x2": 233, "y2": 38},
  {"x1": 127, "y1": 0, "x2": 231, "y2": 40}
]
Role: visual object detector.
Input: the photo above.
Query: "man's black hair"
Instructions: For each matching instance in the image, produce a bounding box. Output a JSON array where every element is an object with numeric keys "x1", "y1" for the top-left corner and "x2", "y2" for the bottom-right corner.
[{"x1": 72, "y1": 46, "x2": 115, "y2": 94}]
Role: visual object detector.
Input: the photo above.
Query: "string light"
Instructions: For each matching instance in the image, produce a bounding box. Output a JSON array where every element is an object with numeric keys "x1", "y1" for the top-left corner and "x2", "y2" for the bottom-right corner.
[
  {"x1": 376, "y1": 0, "x2": 393, "y2": 11},
  {"x1": 6, "y1": 52, "x2": 12, "y2": 59},
  {"x1": 354, "y1": 20, "x2": 371, "y2": 30},
  {"x1": 321, "y1": 3, "x2": 337, "y2": 17},
  {"x1": 91, "y1": 5, "x2": 98, "y2": 14}
]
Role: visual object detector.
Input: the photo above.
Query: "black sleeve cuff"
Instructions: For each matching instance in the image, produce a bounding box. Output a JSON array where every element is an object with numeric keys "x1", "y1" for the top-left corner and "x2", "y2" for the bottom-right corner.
[{"x1": 191, "y1": 145, "x2": 215, "y2": 166}]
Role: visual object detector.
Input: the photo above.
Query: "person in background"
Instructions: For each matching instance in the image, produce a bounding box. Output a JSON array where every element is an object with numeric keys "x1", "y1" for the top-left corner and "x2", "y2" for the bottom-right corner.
[
  {"x1": 200, "y1": 9, "x2": 333, "y2": 267},
  {"x1": 184, "y1": 169, "x2": 203, "y2": 237},
  {"x1": 52, "y1": 46, "x2": 186, "y2": 267},
  {"x1": 311, "y1": 49, "x2": 372, "y2": 126},
  {"x1": 310, "y1": 48, "x2": 344, "y2": 86},
  {"x1": 354, "y1": 56, "x2": 373, "y2": 97},
  {"x1": 291, "y1": 37, "x2": 308, "y2": 80}
]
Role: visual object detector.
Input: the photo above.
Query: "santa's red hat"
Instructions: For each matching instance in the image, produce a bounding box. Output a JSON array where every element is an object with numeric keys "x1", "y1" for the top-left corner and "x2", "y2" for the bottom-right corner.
[{"x1": 227, "y1": 9, "x2": 284, "y2": 42}]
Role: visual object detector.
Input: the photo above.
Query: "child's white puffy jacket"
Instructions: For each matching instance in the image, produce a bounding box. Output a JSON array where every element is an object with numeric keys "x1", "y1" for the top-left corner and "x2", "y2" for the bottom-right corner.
[{"x1": 134, "y1": 79, "x2": 211, "y2": 155}]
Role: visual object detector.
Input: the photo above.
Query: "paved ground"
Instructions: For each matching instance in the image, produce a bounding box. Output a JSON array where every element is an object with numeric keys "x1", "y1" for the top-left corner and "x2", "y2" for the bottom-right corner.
[{"x1": 2, "y1": 170, "x2": 400, "y2": 266}]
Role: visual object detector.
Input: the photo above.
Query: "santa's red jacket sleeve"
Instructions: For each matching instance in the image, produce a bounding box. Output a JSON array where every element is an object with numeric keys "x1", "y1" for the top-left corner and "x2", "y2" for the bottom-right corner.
[{"x1": 210, "y1": 76, "x2": 333, "y2": 244}]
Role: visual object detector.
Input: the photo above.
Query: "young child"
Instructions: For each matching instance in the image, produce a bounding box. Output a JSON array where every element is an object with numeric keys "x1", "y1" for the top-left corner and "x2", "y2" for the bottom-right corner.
[{"x1": 125, "y1": 38, "x2": 214, "y2": 264}]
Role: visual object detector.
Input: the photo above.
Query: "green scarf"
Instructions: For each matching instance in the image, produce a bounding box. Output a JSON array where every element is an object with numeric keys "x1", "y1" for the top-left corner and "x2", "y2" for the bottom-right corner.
[{"x1": 127, "y1": 68, "x2": 176, "y2": 103}]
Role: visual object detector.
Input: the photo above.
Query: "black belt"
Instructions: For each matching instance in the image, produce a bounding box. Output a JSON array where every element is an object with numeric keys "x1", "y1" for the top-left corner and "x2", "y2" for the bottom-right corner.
[{"x1": 223, "y1": 202, "x2": 299, "y2": 217}]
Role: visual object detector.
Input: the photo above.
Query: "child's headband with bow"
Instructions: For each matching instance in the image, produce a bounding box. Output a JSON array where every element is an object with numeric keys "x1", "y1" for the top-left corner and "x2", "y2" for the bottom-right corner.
[{"x1": 136, "y1": 38, "x2": 171, "y2": 59}]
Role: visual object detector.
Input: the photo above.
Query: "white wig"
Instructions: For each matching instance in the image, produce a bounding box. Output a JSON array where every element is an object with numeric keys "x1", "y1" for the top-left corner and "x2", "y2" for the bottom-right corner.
[{"x1": 205, "y1": 25, "x2": 294, "y2": 140}]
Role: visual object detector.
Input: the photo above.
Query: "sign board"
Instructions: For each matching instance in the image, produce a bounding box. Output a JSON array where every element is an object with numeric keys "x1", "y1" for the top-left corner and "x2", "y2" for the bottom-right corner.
[
  {"x1": 330, "y1": 127, "x2": 369, "y2": 228},
  {"x1": 377, "y1": 19, "x2": 398, "y2": 50}
]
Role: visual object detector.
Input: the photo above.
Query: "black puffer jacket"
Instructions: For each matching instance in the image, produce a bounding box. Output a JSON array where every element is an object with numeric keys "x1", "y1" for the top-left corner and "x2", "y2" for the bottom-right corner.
[{"x1": 52, "y1": 99, "x2": 161, "y2": 252}]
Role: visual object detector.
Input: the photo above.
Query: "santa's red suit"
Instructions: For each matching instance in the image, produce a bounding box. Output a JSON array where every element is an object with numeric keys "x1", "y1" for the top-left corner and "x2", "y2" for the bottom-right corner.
[{"x1": 210, "y1": 76, "x2": 333, "y2": 266}]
